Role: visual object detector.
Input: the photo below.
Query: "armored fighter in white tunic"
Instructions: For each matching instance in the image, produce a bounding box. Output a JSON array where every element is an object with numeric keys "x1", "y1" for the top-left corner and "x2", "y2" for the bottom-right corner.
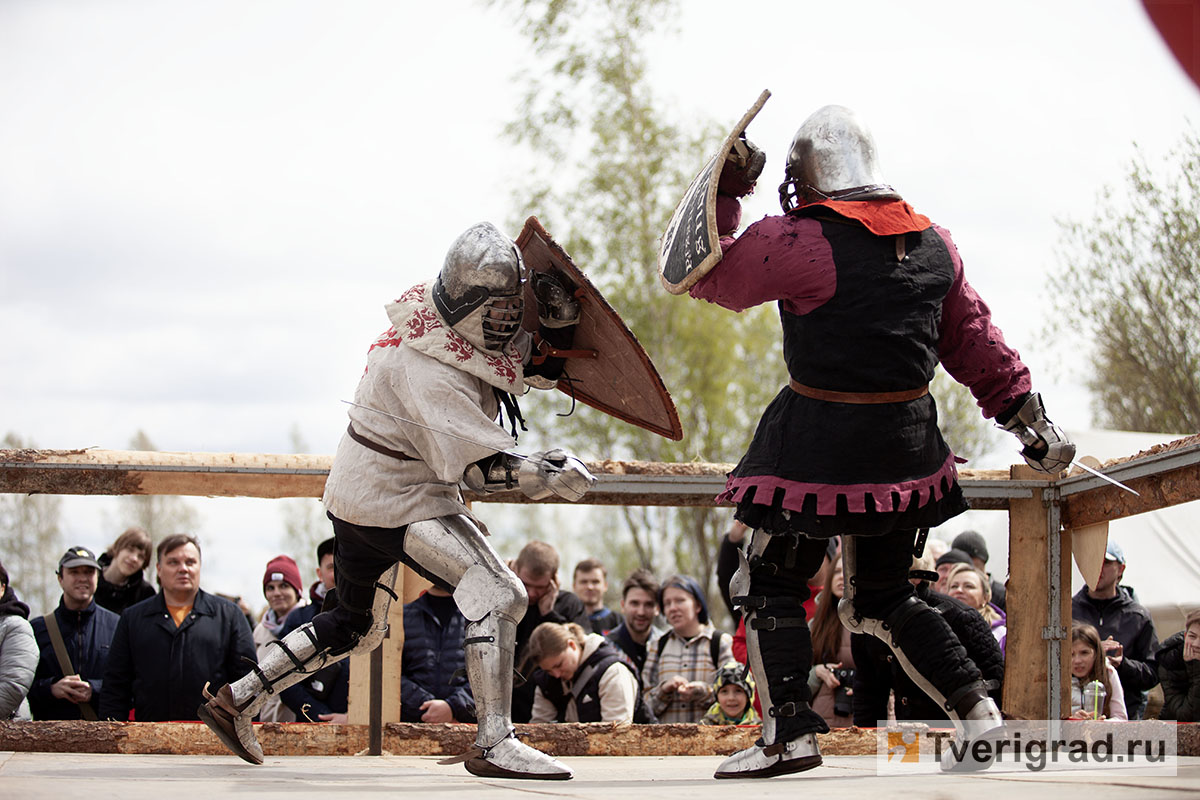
[{"x1": 199, "y1": 222, "x2": 593, "y2": 780}]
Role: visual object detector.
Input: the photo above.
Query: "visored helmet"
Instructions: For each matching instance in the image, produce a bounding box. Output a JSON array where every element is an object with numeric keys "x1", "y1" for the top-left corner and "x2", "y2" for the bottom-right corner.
[
  {"x1": 778, "y1": 104, "x2": 900, "y2": 212},
  {"x1": 432, "y1": 222, "x2": 526, "y2": 352}
]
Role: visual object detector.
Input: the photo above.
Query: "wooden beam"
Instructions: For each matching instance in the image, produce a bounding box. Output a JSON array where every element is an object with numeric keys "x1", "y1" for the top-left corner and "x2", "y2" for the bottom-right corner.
[
  {"x1": 7, "y1": 719, "x2": 1200, "y2": 757},
  {"x1": 0, "y1": 719, "x2": 886, "y2": 757},
  {"x1": 0, "y1": 448, "x2": 1015, "y2": 508},
  {"x1": 1060, "y1": 435, "x2": 1200, "y2": 527},
  {"x1": 1002, "y1": 464, "x2": 1060, "y2": 720}
]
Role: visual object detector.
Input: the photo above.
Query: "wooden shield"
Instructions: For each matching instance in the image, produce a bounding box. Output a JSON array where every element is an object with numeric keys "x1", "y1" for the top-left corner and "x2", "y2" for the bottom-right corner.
[
  {"x1": 516, "y1": 216, "x2": 683, "y2": 441},
  {"x1": 658, "y1": 89, "x2": 771, "y2": 295}
]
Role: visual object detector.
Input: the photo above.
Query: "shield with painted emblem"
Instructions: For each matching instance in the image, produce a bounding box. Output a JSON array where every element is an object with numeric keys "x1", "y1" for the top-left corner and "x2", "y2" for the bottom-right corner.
[
  {"x1": 658, "y1": 90, "x2": 771, "y2": 295},
  {"x1": 516, "y1": 216, "x2": 683, "y2": 441}
]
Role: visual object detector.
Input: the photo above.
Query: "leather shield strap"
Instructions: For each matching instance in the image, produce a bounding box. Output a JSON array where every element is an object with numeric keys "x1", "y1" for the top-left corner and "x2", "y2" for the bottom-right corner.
[
  {"x1": 789, "y1": 378, "x2": 928, "y2": 405},
  {"x1": 346, "y1": 423, "x2": 415, "y2": 461}
]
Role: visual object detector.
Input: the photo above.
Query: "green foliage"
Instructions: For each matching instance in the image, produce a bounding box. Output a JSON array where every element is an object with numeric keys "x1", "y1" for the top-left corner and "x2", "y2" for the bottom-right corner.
[
  {"x1": 931, "y1": 367, "x2": 1001, "y2": 463},
  {"x1": 1051, "y1": 130, "x2": 1200, "y2": 433},
  {"x1": 494, "y1": 0, "x2": 784, "y2": 622},
  {"x1": 0, "y1": 432, "x2": 63, "y2": 615}
]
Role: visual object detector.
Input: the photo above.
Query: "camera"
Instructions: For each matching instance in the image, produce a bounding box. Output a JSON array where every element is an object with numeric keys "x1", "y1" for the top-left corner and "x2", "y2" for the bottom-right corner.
[{"x1": 832, "y1": 667, "x2": 855, "y2": 717}]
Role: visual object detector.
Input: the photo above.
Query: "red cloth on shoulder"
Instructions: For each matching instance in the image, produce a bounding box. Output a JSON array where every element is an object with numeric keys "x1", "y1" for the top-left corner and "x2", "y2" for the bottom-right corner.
[{"x1": 800, "y1": 198, "x2": 931, "y2": 236}]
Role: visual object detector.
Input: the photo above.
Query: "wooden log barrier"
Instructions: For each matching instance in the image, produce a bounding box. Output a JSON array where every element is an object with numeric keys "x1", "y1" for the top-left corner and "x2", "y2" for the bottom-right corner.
[{"x1": 0, "y1": 720, "x2": 880, "y2": 757}]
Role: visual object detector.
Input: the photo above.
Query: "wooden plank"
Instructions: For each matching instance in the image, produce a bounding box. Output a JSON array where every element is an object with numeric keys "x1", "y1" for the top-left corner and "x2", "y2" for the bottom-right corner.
[
  {"x1": 1061, "y1": 461, "x2": 1200, "y2": 528},
  {"x1": 1002, "y1": 464, "x2": 1055, "y2": 720},
  {"x1": 0, "y1": 719, "x2": 876, "y2": 757},
  {"x1": 0, "y1": 448, "x2": 1013, "y2": 508},
  {"x1": 347, "y1": 569, "x2": 406, "y2": 726},
  {"x1": 8, "y1": 719, "x2": 1200, "y2": 757}
]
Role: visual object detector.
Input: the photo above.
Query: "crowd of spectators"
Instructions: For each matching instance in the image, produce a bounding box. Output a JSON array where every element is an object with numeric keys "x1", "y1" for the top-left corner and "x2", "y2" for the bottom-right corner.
[{"x1": 1, "y1": 526, "x2": 1197, "y2": 735}]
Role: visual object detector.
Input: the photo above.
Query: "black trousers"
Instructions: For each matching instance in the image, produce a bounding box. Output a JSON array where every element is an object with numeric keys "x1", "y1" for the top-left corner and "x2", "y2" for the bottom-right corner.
[
  {"x1": 310, "y1": 513, "x2": 453, "y2": 652},
  {"x1": 749, "y1": 527, "x2": 983, "y2": 738}
]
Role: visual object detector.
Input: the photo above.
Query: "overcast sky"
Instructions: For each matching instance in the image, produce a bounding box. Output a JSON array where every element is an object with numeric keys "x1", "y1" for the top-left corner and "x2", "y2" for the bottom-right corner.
[{"x1": 2, "y1": 0, "x2": 1197, "y2": 609}]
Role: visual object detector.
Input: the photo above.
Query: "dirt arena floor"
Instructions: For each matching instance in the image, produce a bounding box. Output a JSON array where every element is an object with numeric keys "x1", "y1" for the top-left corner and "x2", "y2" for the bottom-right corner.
[{"x1": 4, "y1": 752, "x2": 1199, "y2": 799}]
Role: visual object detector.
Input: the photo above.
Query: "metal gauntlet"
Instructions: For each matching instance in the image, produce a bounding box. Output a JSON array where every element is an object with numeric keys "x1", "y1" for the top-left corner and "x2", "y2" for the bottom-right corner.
[
  {"x1": 462, "y1": 453, "x2": 523, "y2": 494},
  {"x1": 518, "y1": 449, "x2": 595, "y2": 502},
  {"x1": 1000, "y1": 392, "x2": 1075, "y2": 474}
]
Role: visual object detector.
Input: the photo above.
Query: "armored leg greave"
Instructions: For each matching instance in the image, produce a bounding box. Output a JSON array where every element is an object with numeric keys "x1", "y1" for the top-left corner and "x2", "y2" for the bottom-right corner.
[
  {"x1": 715, "y1": 529, "x2": 826, "y2": 779},
  {"x1": 403, "y1": 515, "x2": 571, "y2": 780},
  {"x1": 836, "y1": 533, "x2": 1001, "y2": 750},
  {"x1": 199, "y1": 563, "x2": 400, "y2": 764}
]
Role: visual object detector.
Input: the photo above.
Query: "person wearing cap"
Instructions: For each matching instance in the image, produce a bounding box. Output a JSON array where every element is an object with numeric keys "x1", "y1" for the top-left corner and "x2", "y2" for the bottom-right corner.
[
  {"x1": 933, "y1": 548, "x2": 973, "y2": 595},
  {"x1": 951, "y1": 530, "x2": 1005, "y2": 611},
  {"x1": 252, "y1": 555, "x2": 307, "y2": 723},
  {"x1": 0, "y1": 559, "x2": 37, "y2": 720},
  {"x1": 1071, "y1": 539, "x2": 1160, "y2": 719},
  {"x1": 29, "y1": 547, "x2": 119, "y2": 720},
  {"x1": 100, "y1": 534, "x2": 256, "y2": 722},
  {"x1": 641, "y1": 575, "x2": 733, "y2": 723}
]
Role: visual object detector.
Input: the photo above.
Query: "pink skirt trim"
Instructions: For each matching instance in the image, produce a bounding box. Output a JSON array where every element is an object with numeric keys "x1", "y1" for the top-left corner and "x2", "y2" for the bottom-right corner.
[{"x1": 717, "y1": 452, "x2": 961, "y2": 516}]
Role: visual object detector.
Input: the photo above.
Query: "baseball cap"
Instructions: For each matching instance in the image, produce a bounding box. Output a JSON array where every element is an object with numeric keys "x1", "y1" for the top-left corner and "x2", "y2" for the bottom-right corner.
[
  {"x1": 1105, "y1": 540, "x2": 1126, "y2": 564},
  {"x1": 58, "y1": 546, "x2": 101, "y2": 572},
  {"x1": 935, "y1": 548, "x2": 973, "y2": 568},
  {"x1": 952, "y1": 530, "x2": 989, "y2": 564}
]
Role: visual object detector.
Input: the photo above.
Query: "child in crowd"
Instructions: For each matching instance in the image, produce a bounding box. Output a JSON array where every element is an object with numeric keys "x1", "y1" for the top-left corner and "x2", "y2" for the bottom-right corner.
[
  {"x1": 1069, "y1": 622, "x2": 1127, "y2": 721},
  {"x1": 702, "y1": 662, "x2": 760, "y2": 726}
]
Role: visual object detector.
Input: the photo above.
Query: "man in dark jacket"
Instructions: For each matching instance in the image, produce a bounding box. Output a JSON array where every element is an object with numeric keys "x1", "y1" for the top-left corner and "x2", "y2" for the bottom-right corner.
[
  {"x1": 400, "y1": 587, "x2": 475, "y2": 723},
  {"x1": 852, "y1": 565, "x2": 1003, "y2": 725},
  {"x1": 29, "y1": 547, "x2": 119, "y2": 720},
  {"x1": 606, "y1": 569, "x2": 662, "y2": 674},
  {"x1": 1071, "y1": 540, "x2": 1159, "y2": 719},
  {"x1": 100, "y1": 534, "x2": 255, "y2": 721}
]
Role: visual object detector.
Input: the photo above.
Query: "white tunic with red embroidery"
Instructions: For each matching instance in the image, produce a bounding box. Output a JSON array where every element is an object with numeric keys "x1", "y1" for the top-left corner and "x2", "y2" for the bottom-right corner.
[{"x1": 322, "y1": 281, "x2": 524, "y2": 529}]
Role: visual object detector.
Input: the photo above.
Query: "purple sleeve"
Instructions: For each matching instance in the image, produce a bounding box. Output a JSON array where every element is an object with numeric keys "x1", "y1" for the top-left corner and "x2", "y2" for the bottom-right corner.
[
  {"x1": 934, "y1": 225, "x2": 1032, "y2": 419},
  {"x1": 689, "y1": 212, "x2": 836, "y2": 314}
]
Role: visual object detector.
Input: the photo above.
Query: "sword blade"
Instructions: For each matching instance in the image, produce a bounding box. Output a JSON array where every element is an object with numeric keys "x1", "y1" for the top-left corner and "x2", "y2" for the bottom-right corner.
[
  {"x1": 1071, "y1": 460, "x2": 1141, "y2": 497},
  {"x1": 341, "y1": 400, "x2": 527, "y2": 461}
]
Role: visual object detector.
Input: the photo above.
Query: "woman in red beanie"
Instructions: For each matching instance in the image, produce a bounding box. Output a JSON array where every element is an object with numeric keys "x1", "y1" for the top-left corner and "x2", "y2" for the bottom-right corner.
[{"x1": 253, "y1": 555, "x2": 307, "y2": 722}]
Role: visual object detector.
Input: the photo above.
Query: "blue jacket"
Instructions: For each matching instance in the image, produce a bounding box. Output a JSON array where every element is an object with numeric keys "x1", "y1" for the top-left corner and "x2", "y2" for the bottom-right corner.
[
  {"x1": 400, "y1": 592, "x2": 474, "y2": 723},
  {"x1": 29, "y1": 599, "x2": 119, "y2": 720},
  {"x1": 99, "y1": 589, "x2": 255, "y2": 721}
]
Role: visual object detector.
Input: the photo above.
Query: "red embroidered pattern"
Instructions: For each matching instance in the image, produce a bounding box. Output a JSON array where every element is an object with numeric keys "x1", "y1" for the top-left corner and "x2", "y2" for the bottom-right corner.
[
  {"x1": 443, "y1": 329, "x2": 474, "y2": 362},
  {"x1": 405, "y1": 307, "x2": 442, "y2": 340},
  {"x1": 368, "y1": 326, "x2": 403, "y2": 354},
  {"x1": 485, "y1": 353, "x2": 517, "y2": 384},
  {"x1": 399, "y1": 284, "x2": 424, "y2": 304}
]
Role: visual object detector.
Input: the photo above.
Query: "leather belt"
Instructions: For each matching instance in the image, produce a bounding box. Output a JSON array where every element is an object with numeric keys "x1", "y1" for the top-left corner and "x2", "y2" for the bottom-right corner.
[
  {"x1": 789, "y1": 378, "x2": 929, "y2": 404},
  {"x1": 346, "y1": 423, "x2": 415, "y2": 461}
]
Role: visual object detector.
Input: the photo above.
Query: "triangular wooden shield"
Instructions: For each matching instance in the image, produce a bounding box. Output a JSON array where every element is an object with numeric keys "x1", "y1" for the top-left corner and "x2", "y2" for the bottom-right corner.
[
  {"x1": 515, "y1": 217, "x2": 683, "y2": 441},
  {"x1": 658, "y1": 89, "x2": 771, "y2": 295}
]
